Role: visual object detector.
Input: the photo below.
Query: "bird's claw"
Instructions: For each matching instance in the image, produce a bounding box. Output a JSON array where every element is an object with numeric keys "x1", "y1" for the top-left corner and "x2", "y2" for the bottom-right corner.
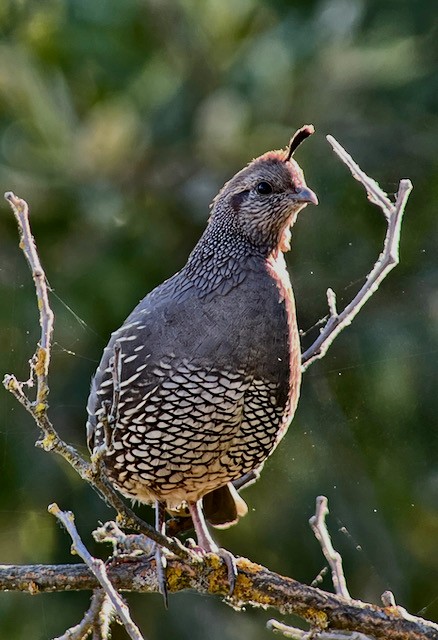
[
  {"x1": 218, "y1": 547, "x2": 238, "y2": 596},
  {"x1": 154, "y1": 543, "x2": 168, "y2": 608},
  {"x1": 183, "y1": 541, "x2": 238, "y2": 596}
]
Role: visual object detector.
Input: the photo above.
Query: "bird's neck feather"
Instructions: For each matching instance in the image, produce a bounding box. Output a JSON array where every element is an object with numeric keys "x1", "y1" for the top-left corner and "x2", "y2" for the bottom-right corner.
[{"x1": 183, "y1": 208, "x2": 293, "y2": 298}]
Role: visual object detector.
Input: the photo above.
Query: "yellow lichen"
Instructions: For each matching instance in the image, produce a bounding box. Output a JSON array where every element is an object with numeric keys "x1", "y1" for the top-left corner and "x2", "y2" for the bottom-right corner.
[
  {"x1": 34, "y1": 347, "x2": 47, "y2": 377},
  {"x1": 208, "y1": 554, "x2": 223, "y2": 571},
  {"x1": 233, "y1": 574, "x2": 272, "y2": 605},
  {"x1": 40, "y1": 433, "x2": 56, "y2": 450},
  {"x1": 304, "y1": 608, "x2": 329, "y2": 629},
  {"x1": 236, "y1": 557, "x2": 263, "y2": 573},
  {"x1": 166, "y1": 566, "x2": 185, "y2": 592}
]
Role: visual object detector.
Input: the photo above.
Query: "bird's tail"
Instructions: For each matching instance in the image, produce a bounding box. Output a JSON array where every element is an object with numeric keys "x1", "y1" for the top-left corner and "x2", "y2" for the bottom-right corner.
[{"x1": 203, "y1": 482, "x2": 248, "y2": 529}]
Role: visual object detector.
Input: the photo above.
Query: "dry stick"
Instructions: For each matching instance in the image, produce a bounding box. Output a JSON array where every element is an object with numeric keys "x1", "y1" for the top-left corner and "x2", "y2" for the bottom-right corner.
[
  {"x1": 3, "y1": 192, "x2": 54, "y2": 406},
  {"x1": 92, "y1": 592, "x2": 115, "y2": 640},
  {"x1": 1, "y1": 557, "x2": 437, "y2": 640},
  {"x1": 93, "y1": 521, "x2": 155, "y2": 556},
  {"x1": 269, "y1": 501, "x2": 404, "y2": 640},
  {"x1": 301, "y1": 136, "x2": 413, "y2": 371},
  {"x1": 49, "y1": 504, "x2": 145, "y2": 640},
  {"x1": 53, "y1": 589, "x2": 113, "y2": 640},
  {"x1": 309, "y1": 496, "x2": 350, "y2": 600},
  {"x1": 267, "y1": 496, "x2": 363, "y2": 640},
  {"x1": 2, "y1": 192, "x2": 191, "y2": 562},
  {"x1": 267, "y1": 620, "x2": 371, "y2": 640}
]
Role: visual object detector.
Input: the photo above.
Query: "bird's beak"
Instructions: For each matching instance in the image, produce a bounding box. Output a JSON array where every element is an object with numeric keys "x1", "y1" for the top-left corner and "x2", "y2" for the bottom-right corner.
[{"x1": 293, "y1": 186, "x2": 318, "y2": 206}]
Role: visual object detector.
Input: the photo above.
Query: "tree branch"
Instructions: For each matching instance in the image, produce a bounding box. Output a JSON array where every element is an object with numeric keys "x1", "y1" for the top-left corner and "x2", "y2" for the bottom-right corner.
[
  {"x1": 49, "y1": 504, "x2": 145, "y2": 640},
  {"x1": 309, "y1": 496, "x2": 350, "y2": 600},
  {"x1": 52, "y1": 589, "x2": 114, "y2": 640},
  {"x1": 268, "y1": 497, "x2": 373, "y2": 640},
  {"x1": 301, "y1": 136, "x2": 413, "y2": 370},
  {"x1": 0, "y1": 556, "x2": 437, "y2": 640}
]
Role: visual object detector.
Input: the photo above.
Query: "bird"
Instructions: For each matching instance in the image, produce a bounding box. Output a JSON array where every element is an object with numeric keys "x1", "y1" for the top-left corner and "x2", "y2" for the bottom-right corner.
[{"x1": 86, "y1": 124, "x2": 318, "y2": 596}]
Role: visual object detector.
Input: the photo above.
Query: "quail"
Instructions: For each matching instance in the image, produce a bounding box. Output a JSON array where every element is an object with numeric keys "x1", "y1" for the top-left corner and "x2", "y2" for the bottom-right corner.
[{"x1": 86, "y1": 125, "x2": 318, "y2": 594}]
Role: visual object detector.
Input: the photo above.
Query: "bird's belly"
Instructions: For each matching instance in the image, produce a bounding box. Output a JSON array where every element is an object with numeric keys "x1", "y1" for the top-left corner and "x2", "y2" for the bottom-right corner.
[{"x1": 100, "y1": 372, "x2": 287, "y2": 508}]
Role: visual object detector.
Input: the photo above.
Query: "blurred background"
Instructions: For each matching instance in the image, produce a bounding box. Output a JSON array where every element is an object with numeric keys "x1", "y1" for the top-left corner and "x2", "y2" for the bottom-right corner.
[{"x1": 0, "y1": 0, "x2": 437, "y2": 638}]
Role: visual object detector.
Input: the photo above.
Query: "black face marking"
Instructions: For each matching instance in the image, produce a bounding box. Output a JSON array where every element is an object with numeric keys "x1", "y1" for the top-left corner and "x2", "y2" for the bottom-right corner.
[{"x1": 230, "y1": 190, "x2": 250, "y2": 212}]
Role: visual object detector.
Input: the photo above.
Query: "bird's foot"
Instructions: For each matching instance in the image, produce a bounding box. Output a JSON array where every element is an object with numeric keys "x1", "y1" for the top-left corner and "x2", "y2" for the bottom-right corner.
[{"x1": 184, "y1": 539, "x2": 238, "y2": 596}]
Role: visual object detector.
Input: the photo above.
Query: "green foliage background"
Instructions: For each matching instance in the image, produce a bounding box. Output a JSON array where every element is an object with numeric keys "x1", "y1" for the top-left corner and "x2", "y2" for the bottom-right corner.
[{"x1": 0, "y1": 0, "x2": 437, "y2": 638}]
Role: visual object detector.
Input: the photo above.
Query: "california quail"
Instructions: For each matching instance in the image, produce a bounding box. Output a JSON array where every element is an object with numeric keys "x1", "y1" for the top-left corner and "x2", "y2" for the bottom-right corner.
[{"x1": 86, "y1": 125, "x2": 318, "y2": 587}]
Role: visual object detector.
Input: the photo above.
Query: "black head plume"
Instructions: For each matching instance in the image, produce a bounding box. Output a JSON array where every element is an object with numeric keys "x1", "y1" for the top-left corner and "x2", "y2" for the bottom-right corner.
[{"x1": 285, "y1": 124, "x2": 315, "y2": 162}]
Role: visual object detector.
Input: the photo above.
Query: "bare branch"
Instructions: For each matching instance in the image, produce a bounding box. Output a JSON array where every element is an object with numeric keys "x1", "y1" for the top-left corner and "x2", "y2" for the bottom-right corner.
[
  {"x1": 268, "y1": 497, "x2": 375, "y2": 640},
  {"x1": 93, "y1": 521, "x2": 155, "y2": 557},
  {"x1": 301, "y1": 137, "x2": 413, "y2": 370},
  {"x1": 49, "y1": 504, "x2": 145, "y2": 640},
  {"x1": 309, "y1": 496, "x2": 350, "y2": 599},
  {"x1": 267, "y1": 619, "x2": 372, "y2": 639},
  {"x1": 2, "y1": 191, "x2": 191, "y2": 562},
  {"x1": 1, "y1": 556, "x2": 437, "y2": 640},
  {"x1": 3, "y1": 192, "x2": 54, "y2": 406},
  {"x1": 53, "y1": 589, "x2": 114, "y2": 640}
]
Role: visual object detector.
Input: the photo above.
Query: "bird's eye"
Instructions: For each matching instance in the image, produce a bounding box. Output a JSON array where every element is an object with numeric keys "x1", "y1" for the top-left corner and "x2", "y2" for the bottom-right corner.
[{"x1": 256, "y1": 181, "x2": 273, "y2": 195}]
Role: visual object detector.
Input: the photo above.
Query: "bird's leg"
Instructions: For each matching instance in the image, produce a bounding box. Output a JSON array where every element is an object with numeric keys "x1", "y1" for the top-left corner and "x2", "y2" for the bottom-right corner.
[
  {"x1": 154, "y1": 500, "x2": 168, "y2": 608},
  {"x1": 188, "y1": 499, "x2": 217, "y2": 550},
  {"x1": 188, "y1": 499, "x2": 238, "y2": 596}
]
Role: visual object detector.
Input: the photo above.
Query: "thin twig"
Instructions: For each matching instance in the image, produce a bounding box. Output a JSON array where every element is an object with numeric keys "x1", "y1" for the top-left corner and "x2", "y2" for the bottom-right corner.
[
  {"x1": 3, "y1": 192, "x2": 54, "y2": 408},
  {"x1": 2, "y1": 191, "x2": 191, "y2": 562},
  {"x1": 92, "y1": 592, "x2": 115, "y2": 640},
  {"x1": 49, "y1": 504, "x2": 145, "y2": 640},
  {"x1": 309, "y1": 496, "x2": 350, "y2": 599},
  {"x1": 53, "y1": 589, "x2": 114, "y2": 640},
  {"x1": 268, "y1": 498, "x2": 376, "y2": 640},
  {"x1": 301, "y1": 136, "x2": 412, "y2": 370},
  {"x1": 93, "y1": 521, "x2": 155, "y2": 557},
  {"x1": 381, "y1": 592, "x2": 397, "y2": 608},
  {"x1": 267, "y1": 619, "x2": 372, "y2": 639}
]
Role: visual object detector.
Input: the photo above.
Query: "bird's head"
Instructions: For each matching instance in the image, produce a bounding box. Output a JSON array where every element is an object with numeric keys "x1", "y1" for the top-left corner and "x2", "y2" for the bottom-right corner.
[{"x1": 211, "y1": 125, "x2": 318, "y2": 254}]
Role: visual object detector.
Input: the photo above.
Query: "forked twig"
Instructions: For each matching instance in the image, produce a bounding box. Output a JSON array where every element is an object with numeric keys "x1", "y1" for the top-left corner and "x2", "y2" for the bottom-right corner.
[
  {"x1": 309, "y1": 496, "x2": 350, "y2": 599},
  {"x1": 301, "y1": 136, "x2": 413, "y2": 370},
  {"x1": 49, "y1": 504, "x2": 145, "y2": 640},
  {"x1": 94, "y1": 520, "x2": 155, "y2": 557},
  {"x1": 268, "y1": 496, "x2": 375, "y2": 640},
  {"x1": 53, "y1": 589, "x2": 114, "y2": 640}
]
